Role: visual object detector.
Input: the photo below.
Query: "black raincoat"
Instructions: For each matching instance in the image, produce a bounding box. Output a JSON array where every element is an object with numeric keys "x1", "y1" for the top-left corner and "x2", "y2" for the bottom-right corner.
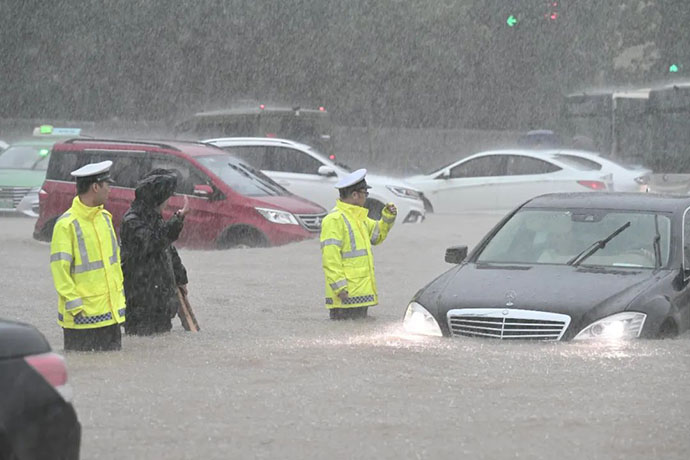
[{"x1": 120, "y1": 169, "x2": 188, "y2": 335}]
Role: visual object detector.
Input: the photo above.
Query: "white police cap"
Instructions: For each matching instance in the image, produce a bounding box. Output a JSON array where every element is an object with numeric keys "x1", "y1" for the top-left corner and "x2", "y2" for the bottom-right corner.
[
  {"x1": 70, "y1": 160, "x2": 114, "y2": 183},
  {"x1": 334, "y1": 168, "x2": 371, "y2": 190}
]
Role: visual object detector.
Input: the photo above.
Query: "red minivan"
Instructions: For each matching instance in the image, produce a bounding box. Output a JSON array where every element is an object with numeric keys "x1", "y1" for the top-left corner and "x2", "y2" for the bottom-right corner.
[{"x1": 33, "y1": 139, "x2": 327, "y2": 248}]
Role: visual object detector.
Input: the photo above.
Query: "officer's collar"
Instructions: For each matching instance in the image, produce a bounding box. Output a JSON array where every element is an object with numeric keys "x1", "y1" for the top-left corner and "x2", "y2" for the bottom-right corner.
[
  {"x1": 336, "y1": 199, "x2": 368, "y2": 218},
  {"x1": 72, "y1": 196, "x2": 105, "y2": 220}
]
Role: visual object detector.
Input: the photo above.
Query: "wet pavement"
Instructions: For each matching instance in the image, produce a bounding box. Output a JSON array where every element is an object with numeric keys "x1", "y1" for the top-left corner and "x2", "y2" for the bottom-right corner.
[{"x1": 1, "y1": 214, "x2": 688, "y2": 460}]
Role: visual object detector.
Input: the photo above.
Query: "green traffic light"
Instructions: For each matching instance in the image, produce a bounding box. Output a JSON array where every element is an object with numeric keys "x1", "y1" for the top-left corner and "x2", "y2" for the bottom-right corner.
[
  {"x1": 669, "y1": 64, "x2": 679, "y2": 73},
  {"x1": 507, "y1": 15, "x2": 518, "y2": 27}
]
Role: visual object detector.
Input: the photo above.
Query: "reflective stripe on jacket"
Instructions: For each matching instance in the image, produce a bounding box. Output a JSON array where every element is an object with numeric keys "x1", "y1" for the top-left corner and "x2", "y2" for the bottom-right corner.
[
  {"x1": 320, "y1": 200, "x2": 395, "y2": 309},
  {"x1": 50, "y1": 196, "x2": 126, "y2": 329}
]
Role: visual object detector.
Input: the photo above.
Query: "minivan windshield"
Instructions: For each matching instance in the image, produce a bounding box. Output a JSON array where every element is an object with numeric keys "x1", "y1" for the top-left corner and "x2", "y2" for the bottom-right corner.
[
  {"x1": 196, "y1": 154, "x2": 289, "y2": 197},
  {"x1": 477, "y1": 208, "x2": 671, "y2": 269}
]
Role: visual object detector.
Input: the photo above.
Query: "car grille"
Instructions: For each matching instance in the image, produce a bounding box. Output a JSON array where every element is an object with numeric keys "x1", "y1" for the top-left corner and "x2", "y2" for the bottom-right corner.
[
  {"x1": 447, "y1": 308, "x2": 571, "y2": 341},
  {"x1": 296, "y1": 212, "x2": 327, "y2": 233},
  {"x1": 0, "y1": 186, "x2": 32, "y2": 210}
]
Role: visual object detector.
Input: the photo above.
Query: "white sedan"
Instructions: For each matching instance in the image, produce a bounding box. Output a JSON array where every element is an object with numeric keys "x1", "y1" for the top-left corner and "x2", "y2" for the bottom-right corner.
[
  {"x1": 546, "y1": 149, "x2": 651, "y2": 192},
  {"x1": 203, "y1": 137, "x2": 426, "y2": 223},
  {"x1": 405, "y1": 149, "x2": 614, "y2": 213}
]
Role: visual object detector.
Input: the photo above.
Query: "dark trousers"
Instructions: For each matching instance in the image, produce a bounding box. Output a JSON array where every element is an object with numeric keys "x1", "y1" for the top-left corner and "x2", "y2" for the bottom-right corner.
[
  {"x1": 329, "y1": 307, "x2": 368, "y2": 320},
  {"x1": 63, "y1": 324, "x2": 122, "y2": 351}
]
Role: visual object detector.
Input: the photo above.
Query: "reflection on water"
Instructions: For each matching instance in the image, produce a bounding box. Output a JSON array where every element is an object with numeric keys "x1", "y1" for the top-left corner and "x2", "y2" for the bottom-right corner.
[{"x1": 288, "y1": 321, "x2": 690, "y2": 361}]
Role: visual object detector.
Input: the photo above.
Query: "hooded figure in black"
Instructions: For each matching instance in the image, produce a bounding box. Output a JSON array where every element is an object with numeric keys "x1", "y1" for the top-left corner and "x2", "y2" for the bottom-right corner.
[{"x1": 120, "y1": 169, "x2": 189, "y2": 335}]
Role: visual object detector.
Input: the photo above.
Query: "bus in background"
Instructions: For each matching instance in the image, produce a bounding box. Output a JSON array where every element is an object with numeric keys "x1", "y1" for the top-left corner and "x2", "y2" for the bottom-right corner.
[
  {"x1": 175, "y1": 104, "x2": 333, "y2": 152},
  {"x1": 645, "y1": 82, "x2": 690, "y2": 193},
  {"x1": 562, "y1": 88, "x2": 651, "y2": 166},
  {"x1": 563, "y1": 82, "x2": 690, "y2": 193}
]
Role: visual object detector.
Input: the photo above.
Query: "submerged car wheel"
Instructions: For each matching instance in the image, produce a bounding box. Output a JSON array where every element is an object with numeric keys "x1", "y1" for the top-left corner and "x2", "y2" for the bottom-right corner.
[
  {"x1": 657, "y1": 318, "x2": 678, "y2": 339},
  {"x1": 364, "y1": 198, "x2": 385, "y2": 220},
  {"x1": 217, "y1": 225, "x2": 268, "y2": 249}
]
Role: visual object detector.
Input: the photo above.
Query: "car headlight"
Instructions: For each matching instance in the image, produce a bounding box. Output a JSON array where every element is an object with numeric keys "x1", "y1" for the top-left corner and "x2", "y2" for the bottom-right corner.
[
  {"x1": 255, "y1": 207, "x2": 299, "y2": 225},
  {"x1": 386, "y1": 185, "x2": 421, "y2": 200},
  {"x1": 573, "y1": 312, "x2": 646, "y2": 341},
  {"x1": 403, "y1": 301, "x2": 443, "y2": 337}
]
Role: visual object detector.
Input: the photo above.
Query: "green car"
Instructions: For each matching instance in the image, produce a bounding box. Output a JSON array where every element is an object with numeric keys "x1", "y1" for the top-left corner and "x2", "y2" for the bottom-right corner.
[{"x1": 0, "y1": 126, "x2": 83, "y2": 216}]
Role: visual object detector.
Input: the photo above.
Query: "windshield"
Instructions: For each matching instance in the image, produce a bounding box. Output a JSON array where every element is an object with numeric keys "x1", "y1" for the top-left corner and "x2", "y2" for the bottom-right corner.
[
  {"x1": 477, "y1": 208, "x2": 671, "y2": 268},
  {"x1": 0, "y1": 145, "x2": 50, "y2": 170},
  {"x1": 196, "y1": 154, "x2": 290, "y2": 197}
]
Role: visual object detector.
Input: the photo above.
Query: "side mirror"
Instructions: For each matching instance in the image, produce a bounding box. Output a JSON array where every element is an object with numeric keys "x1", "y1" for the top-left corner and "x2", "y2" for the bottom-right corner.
[
  {"x1": 445, "y1": 245, "x2": 468, "y2": 264},
  {"x1": 318, "y1": 165, "x2": 337, "y2": 177},
  {"x1": 439, "y1": 170, "x2": 450, "y2": 180},
  {"x1": 193, "y1": 184, "x2": 214, "y2": 199}
]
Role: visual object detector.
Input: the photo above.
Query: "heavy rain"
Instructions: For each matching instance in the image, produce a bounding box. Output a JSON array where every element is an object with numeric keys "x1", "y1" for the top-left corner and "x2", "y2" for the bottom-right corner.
[{"x1": 1, "y1": 1, "x2": 689, "y2": 459}]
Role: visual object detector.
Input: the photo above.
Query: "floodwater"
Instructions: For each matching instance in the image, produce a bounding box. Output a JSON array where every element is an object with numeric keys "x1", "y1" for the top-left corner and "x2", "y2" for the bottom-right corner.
[{"x1": 1, "y1": 214, "x2": 688, "y2": 460}]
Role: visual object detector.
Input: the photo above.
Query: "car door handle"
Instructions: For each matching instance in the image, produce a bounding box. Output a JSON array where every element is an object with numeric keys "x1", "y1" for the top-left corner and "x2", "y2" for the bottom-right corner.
[{"x1": 277, "y1": 181, "x2": 290, "y2": 186}]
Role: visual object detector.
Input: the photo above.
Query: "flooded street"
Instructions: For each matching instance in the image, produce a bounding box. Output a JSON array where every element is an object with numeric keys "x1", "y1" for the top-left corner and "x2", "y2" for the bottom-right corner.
[{"x1": 1, "y1": 214, "x2": 689, "y2": 460}]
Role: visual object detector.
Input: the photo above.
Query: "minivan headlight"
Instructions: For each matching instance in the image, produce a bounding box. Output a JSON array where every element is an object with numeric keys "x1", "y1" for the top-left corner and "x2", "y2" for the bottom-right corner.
[
  {"x1": 573, "y1": 312, "x2": 646, "y2": 341},
  {"x1": 403, "y1": 302, "x2": 443, "y2": 337},
  {"x1": 386, "y1": 185, "x2": 421, "y2": 200},
  {"x1": 255, "y1": 207, "x2": 299, "y2": 225}
]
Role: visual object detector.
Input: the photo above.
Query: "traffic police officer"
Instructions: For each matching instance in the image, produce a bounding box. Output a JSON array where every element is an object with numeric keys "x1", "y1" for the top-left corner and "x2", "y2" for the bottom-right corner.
[
  {"x1": 320, "y1": 169, "x2": 397, "y2": 319},
  {"x1": 50, "y1": 161, "x2": 126, "y2": 351}
]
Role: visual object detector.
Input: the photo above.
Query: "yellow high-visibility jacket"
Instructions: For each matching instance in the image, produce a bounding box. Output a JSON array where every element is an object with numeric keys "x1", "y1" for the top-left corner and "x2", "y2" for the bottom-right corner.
[
  {"x1": 320, "y1": 200, "x2": 396, "y2": 309},
  {"x1": 50, "y1": 196, "x2": 126, "y2": 329}
]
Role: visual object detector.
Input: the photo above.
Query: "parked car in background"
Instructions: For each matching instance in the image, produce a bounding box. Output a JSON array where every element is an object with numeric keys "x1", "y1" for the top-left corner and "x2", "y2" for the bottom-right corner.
[
  {"x1": 403, "y1": 193, "x2": 690, "y2": 341},
  {"x1": 34, "y1": 139, "x2": 326, "y2": 248},
  {"x1": 548, "y1": 149, "x2": 651, "y2": 192},
  {"x1": 0, "y1": 319, "x2": 80, "y2": 459},
  {"x1": 0, "y1": 125, "x2": 85, "y2": 216},
  {"x1": 405, "y1": 149, "x2": 613, "y2": 213},
  {"x1": 176, "y1": 103, "x2": 334, "y2": 152},
  {"x1": 203, "y1": 137, "x2": 426, "y2": 223}
]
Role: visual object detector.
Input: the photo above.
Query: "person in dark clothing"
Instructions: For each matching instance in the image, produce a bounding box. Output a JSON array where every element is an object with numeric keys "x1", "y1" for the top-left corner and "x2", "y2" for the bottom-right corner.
[{"x1": 120, "y1": 169, "x2": 190, "y2": 335}]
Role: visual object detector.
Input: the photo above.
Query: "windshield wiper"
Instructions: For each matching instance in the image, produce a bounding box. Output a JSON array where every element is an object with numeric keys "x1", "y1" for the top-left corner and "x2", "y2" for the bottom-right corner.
[
  {"x1": 567, "y1": 221, "x2": 632, "y2": 266},
  {"x1": 653, "y1": 214, "x2": 662, "y2": 269}
]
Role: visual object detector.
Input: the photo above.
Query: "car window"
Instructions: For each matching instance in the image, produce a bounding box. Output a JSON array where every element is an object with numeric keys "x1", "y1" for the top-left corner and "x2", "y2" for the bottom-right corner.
[
  {"x1": 265, "y1": 147, "x2": 322, "y2": 174},
  {"x1": 505, "y1": 155, "x2": 561, "y2": 175},
  {"x1": 553, "y1": 154, "x2": 602, "y2": 171},
  {"x1": 449, "y1": 156, "x2": 506, "y2": 178},
  {"x1": 108, "y1": 155, "x2": 151, "y2": 189},
  {"x1": 221, "y1": 146, "x2": 270, "y2": 169},
  {"x1": 477, "y1": 208, "x2": 671, "y2": 268},
  {"x1": 151, "y1": 156, "x2": 208, "y2": 195},
  {"x1": 46, "y1": 151, "x2": 79, "y2": 181}
]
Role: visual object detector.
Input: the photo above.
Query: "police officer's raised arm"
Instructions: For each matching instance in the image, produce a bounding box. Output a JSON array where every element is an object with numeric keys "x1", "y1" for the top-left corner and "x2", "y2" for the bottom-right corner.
[{"x1": 367, "y1": 203, "x2": 397, "y2": 246}]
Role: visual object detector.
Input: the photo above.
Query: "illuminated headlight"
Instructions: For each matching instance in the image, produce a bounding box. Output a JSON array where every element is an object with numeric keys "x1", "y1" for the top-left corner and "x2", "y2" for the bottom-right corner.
[
  {"x1": 573, "y1": 312, "x2": 646, "y2": 341},
  {"x1": 403, "y1": 302, "x2": 443, "y2": 337},
  {"x1": 255, "y1": 207, "x2": 299, "y2": 225},
  {"x1": 386, "y1": 185, "x2": 421, "y2": 200}
]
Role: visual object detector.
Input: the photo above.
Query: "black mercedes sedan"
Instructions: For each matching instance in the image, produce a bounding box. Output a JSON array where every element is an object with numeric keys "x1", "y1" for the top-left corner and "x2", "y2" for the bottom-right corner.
[{"x1": 403, "y1": 193, "x2": 690, "y2": 341}]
